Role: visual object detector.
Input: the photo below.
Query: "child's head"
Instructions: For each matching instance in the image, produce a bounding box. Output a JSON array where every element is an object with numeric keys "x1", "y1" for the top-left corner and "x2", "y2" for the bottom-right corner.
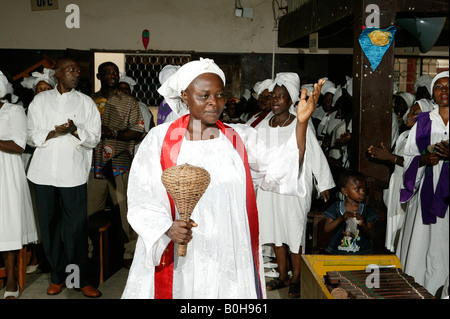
[{"x1": 339, "y1": 169, "x2": 367, "y2": 203}]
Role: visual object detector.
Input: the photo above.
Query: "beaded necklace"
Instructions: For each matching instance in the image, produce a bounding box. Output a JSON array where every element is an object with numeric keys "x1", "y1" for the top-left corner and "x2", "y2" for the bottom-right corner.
[{"x1": 270, "y1": 113, "x2": 293, "y2": 127}]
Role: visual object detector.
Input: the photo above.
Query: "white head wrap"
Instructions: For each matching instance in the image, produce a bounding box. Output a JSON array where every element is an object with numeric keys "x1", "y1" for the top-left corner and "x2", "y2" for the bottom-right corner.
[
  {"x1": 157, "y1": 58, "x2": 225, "y2": 118},
  {"x1": 0, "y1": 71, "x2": 9, "y2": 100},
  {"x1": 20, "y1": 77, "x2": 36, "y2": 90},
  {"x1": 0, "y1": 71, "x2": 18, "y2": 103},
  {"x1": 301, "y1": 83, "x2": 314, "y2": 96},
  {"x1": 269, "y1": 72, "x2": 300, "y2": 103},
  {"x1": 397, "y1": 92, "x2": 416, "y2": 122},
  {"x1": 242, "y1": 88, "x2": 251, "y2": 100},
  {"x1": 253, "y1": 79, "x2": 273, "y2": 98},
  {"x1": 158, "y1": 65, "x2": 181, "y2": 86},
  {"x1": 119, "y1": 73, "x2": 137, "y2": 91},
  {"x1": 430, "y1": 71, "x2": 449, "y2": 98},
  {"x1": 320, "y1": 77, "x2": 336, "y2": 95},
  {"x1": 414, "y1": 74, "x2": 433, "y2": 94},
  {"x1": 397, "y1": 92, "x2": 415, "y2": 109},
  {"x1": 332, "y1": 85, "x2": 343, "y2": 106},
  {"x1": 324, "y1": 87, "x2": 337, "y2": 95},
  {"x1": 157, "y1": 58, "x2": 225, "y2": 99},
  {"x1": 32, "y1": 68, "x2": 57, "y2": 89},
  {"x1": 416, "y1": 98, "x2": 435, "y2": 113},
  {"x1": 344, "y1": 76, "x2": 353, "y2": 97}
]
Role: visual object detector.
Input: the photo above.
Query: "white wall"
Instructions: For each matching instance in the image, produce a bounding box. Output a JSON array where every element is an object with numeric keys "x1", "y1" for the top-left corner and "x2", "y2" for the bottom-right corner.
[
  {"x1": 0, "y1": 0, "x2": 298, "y2": 54},
  {"x1": 1, "y1": 1, "x2": 446, "y2": 56}
]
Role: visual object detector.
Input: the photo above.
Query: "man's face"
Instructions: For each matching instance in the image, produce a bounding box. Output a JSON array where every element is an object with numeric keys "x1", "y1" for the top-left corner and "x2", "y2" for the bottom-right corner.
[
  {"x1": 55, "y1": 60, "x2": 81, "y2": 90},
  {"x1": 98, "y1": 64, "x2": 119, "y2": 89}
]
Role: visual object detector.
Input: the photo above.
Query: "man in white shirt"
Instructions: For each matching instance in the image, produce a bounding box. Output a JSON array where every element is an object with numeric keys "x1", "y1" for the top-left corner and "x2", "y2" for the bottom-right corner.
[{"x1": 27, "y1": 57, "x2": 102, "y2": 298}]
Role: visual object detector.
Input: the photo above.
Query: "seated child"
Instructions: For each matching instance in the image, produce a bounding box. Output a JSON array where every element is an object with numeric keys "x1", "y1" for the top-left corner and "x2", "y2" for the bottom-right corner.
[{"x1": 323, "y1": 169, "x2": 377, "y2": 254}]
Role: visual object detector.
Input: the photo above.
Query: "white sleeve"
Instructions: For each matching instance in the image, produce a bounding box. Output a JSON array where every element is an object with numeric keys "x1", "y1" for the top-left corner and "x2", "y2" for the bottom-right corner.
[
  {"x1": 233, "y1": 123, "x2": 307, "y2": 197},
  {"x1": 26, "y1": 98, "x2": 52, "y2": 148},
  {"x1": 9, "y1": 105, "x2": 28, "y2": 150},
  {"x1": 75, "y1": 98, "x2": 101, "y2": 149},
  {"x1": 307, "y1": 128, "x2": 335, "y2": 192},
  {"x1": 126, "y1": 126, "x2": 173, "y2": 268}
]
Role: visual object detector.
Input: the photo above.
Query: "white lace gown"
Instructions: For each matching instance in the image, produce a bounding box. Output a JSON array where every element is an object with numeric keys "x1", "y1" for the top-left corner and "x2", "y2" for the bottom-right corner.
[
  {"x1": 0, "y1": 103, "x2": 38, "y2": 251},
  {"x1": 121, "y1": 121, "x2": 307, "y2": 299}
]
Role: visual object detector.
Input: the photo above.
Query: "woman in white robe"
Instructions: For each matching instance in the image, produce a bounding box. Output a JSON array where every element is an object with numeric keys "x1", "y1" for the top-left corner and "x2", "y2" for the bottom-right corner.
[
  {"x1": 256, "y1": 73, "x2": 334, "y2": 298},
  {"x1": 368, "y1": 99, "x2": 434, "y2": 254},
  {"x1": 398, "y1": 71, "x2": 449, "y2": 296},
  {"x1": 121, "y1": 59, "x2": 325, "y2": 299},
  {"x1": 0, "y1": 72, "x2": 38, "y2": 299}
]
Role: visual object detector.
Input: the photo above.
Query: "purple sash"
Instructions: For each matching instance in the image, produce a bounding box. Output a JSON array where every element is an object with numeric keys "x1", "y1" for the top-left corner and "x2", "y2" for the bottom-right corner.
[
  {"x1": 157, "y1": 100, "x2": 173, "y2": 125},
  {"x1": 400, "y1": 112, "x2": 449, "y2": 224}
]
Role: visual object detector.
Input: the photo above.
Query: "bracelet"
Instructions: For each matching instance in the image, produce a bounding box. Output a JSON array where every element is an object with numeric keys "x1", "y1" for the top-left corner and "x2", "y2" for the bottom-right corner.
[{"x1": 394, "y1": 156, "x2": 399, "y2": 165}]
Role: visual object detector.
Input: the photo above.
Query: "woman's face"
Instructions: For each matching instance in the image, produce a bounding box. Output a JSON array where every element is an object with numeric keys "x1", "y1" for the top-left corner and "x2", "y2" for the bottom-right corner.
[
  {"x1": 271, "y1": 85, "x2": 292, "y2": 116},
  {"x1": 182, "y1": 73, "x2": 226, "y2": 127},
  {"x1": 323, "y1": 92, "x2": 334, "y2": 112},
  {"x1": 394, "y1": 96, "x2": 408, "y2": 118},
  {"x1": 35, "y1": 81, "x2": 53, "y2": 95},
  {"x1": 433, "y1": 77, "x2": 449, "y2": 108},
  {"x1": 257, "y1": 89, "x2": 272, "y2": 112},
  {"x1": 405, "y1": 103, "x2": 422, "y2": 128}
]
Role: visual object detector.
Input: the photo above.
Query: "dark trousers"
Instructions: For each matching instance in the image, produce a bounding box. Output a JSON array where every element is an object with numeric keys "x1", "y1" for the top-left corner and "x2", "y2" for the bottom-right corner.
[{"x1": 34, "y1": 183, "x2": 89, "y2": 287}]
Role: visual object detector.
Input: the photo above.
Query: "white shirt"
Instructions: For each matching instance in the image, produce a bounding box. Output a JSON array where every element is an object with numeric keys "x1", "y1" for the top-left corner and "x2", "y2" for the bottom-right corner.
[{"x1": 27, "y1": 88, "x2": 101, "y2": 187}]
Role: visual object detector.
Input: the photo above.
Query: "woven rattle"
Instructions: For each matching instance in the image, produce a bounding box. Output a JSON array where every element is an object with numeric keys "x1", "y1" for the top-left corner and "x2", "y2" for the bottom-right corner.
[{"x1": 161, "y1": 163, "x2": 211, "y2": 257}]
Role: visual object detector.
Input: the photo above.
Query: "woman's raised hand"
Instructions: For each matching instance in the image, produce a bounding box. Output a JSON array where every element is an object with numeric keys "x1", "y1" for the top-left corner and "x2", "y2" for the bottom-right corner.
[{"x1": 296, "y1": 79, "x2": 326, "y2": 124}]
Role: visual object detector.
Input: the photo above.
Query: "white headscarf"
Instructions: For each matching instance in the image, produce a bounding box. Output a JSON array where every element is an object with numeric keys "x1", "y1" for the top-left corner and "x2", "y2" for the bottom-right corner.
[
  {"x1": 157, "y1": 58, "x2": 225, "y2": 118},
  {"x1": 0, "y1": 71, "x2": 9, "y2": 100},
  {"x1": 397, "y1": 92, "x2": 415, "y2": 109},
  {"x1": 332, "y1": 85, "x2": 343, "y2": 106},
  {"x1": 158, "y1": 58, "x2": 225, "y2": 99},
  {"x1": 320, "y1": 77, "x2": 336, "y2": 95},
  {"x1": 158, "y1": 65, "x2": 181, "y2": 86},
  {"x1": 269, "y1": 72, "x2": 300, "y2": 104},
  {"x1": 344, "y1": 76, "x2": 353, "y2": 97},
  {"x1": 301, "y1": 83, "x2": 314, "y2": 96},
  {"x1": 253, "y1": 79, "x2": 273, "y2": 98},
  {"x1": 33, "y1": 68, "x2": 57, "y2": 89},
  {"x1": 119, "y1": 73, "x2": 137, "y2": 91},
  {"x1": 430, "y1": 71, "x2": 449, "y2": 98},
  {"x1": 0, "y1": 71, "x2": 18, "y2": 103},
  {"x1": 397, "y1": 92, "x2": 416, "y2": 122},
  {"x1": 415, "y1": 98, "x2": 435, "y2": 113},
  {"x1": 414, "y1": 74, "x2": 433, "y2": 94}
]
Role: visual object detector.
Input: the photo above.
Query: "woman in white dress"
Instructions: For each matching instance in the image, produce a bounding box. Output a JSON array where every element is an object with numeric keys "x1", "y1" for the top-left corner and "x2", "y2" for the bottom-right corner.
[
  {"x1": 0, "y1": 71, "x2": 38, "y2": 299},
  {"x1": 368, "y1": 99, "x2": 434, "y2": 254},
  {"x1": 399, "y1": 71, "x2": 449, "y2": 296},
  {"x1": 121, "y1": 59, "x2": 325, "y2": 299},
  {"x1": 256, "y1": 73, "x2": 334, "y2": 298}
]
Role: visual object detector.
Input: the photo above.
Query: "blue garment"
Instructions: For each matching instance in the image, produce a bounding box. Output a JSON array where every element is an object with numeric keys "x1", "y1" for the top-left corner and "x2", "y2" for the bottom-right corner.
[{"x1": 323, "y1": 201, "x2": 378, "y2": 255}]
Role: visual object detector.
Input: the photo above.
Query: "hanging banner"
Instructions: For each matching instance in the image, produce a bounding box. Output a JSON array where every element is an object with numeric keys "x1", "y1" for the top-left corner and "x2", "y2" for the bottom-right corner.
[
  {"x1": 358, "y1": 26, "x2": 396, "y2": 71},
  {"x1": 142, "y1": 29, "x2": 150, "y2": 50}
]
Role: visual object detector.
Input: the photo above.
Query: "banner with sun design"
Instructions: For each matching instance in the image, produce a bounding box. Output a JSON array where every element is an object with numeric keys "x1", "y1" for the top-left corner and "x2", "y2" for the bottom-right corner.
[{"x1": 359, "y1": 26, "x2": 396, "y2": 71}]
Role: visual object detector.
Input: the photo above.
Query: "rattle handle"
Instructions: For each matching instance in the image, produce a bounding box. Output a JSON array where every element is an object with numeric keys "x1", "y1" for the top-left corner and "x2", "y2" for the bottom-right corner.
[{"x1": 176, "y1": 211, "x2": 191, "y2": 257}]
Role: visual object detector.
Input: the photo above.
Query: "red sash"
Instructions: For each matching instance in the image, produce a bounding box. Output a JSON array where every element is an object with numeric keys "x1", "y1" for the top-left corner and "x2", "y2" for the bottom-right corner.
[
  {"x1": 156, "y1": 114, "x2": 262, "y2": 299},
  {"x1": 250, "y1": 111, "x2": 270, "y2": 128}
]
